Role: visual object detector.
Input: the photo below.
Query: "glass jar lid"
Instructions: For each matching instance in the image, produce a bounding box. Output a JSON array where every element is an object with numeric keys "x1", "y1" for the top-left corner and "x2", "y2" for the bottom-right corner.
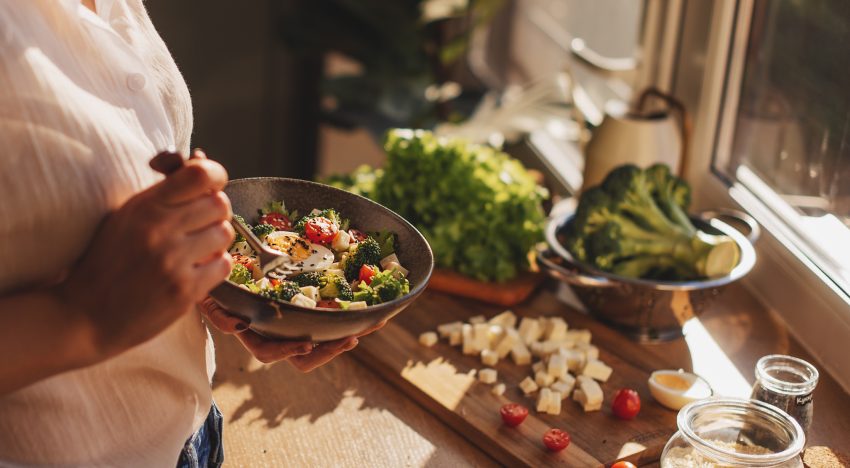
[
  {"x1": 678, "y1": 398, "x2": 805, "y2": 466},
  {"x1": 756, "y1": 354, "x2": 819, "y2": 395}
]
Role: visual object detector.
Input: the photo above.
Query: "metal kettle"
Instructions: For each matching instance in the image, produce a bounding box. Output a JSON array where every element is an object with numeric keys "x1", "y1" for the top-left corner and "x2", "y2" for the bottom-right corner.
[{"x1": 582, "y1": 88, "x2": 690, "y2": 190}]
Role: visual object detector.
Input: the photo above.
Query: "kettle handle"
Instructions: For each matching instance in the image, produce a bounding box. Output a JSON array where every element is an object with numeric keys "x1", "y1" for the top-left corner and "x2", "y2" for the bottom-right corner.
[{"x1": 637, "y1": 88, "x2": 692, "y2": 178}]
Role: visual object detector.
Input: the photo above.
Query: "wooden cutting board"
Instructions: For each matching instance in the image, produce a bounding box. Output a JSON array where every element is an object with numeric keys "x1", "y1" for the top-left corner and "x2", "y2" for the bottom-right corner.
[
  {"x1": 427, "y1": 269, "x2": 544, "y2": 307},
  {"x1": 353, "y1": 288, "x2": 687, "y2": 467}
]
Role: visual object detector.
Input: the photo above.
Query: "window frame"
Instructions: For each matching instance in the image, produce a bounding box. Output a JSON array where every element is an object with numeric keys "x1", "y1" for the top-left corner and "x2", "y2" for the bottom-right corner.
[{"x1": 678, "y1": 0, "x2": 850, "y2": 391}]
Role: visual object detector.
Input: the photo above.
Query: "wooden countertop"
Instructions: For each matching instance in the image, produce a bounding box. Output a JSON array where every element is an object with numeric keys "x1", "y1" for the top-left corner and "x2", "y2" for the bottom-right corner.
[{"x1": 212, "y1": 282, "x2": 850, "y2": 467}]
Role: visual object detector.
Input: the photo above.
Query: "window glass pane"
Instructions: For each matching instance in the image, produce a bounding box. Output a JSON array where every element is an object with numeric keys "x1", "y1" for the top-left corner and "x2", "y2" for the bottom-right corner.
[{"x1": 720, "y1": 0, "x2": 850, "y2": 294}]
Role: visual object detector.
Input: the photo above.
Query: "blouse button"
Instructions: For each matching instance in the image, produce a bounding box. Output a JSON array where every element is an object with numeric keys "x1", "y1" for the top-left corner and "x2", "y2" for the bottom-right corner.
[{"x1": 126, "y1": 73, "x2": 147, "y2": 91}]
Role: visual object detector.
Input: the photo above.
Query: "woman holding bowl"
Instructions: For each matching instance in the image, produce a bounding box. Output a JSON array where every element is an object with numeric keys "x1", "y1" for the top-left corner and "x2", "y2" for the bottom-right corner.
[{"x1": 0, "y1": 1, "x2": 377, "y2": 466}]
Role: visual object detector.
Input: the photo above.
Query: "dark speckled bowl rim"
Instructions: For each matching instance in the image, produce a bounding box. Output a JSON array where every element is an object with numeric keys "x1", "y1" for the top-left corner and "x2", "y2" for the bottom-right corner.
[{"x1": 219, "y1": 177, "x2": 434, "y2": 317}]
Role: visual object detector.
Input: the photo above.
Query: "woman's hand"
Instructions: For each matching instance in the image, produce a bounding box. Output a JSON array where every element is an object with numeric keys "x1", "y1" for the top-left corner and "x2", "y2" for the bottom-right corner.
[
  {"x1": 197, "y1": 297, "x2": 385, "y2": 372},
  {"x1": 58, "y1": 151, "x2": 234, "y2": 362}
]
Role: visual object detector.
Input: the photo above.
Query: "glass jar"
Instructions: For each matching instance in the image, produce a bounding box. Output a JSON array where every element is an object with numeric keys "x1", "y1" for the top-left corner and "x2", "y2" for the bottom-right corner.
[
  {"x1": 751, "y1": 354, "x2": 818, "y2": 435},
  {"x1": 661, "y1": 398, "x2": 805, "y2": 468}
]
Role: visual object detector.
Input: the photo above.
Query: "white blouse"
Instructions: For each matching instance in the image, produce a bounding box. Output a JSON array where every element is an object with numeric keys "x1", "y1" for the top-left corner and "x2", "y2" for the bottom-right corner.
[{"x1": 0, "y1": 0, "x2": 214, "y2": 466}]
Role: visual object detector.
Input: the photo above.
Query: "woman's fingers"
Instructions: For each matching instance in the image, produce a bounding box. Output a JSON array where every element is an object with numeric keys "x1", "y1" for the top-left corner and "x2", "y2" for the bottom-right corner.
[
  {"x1": 181, "y1": 220, "x2": 235, "y2": 266},
  {"x1": 355, "y1": 320, "x2": 387, "y2": 338},
  {"x1": 176, "y1": 191, "x2": 232, "y2": 233},
  {"x1": 198, "y1": 297, "x2": 249, "y2": 333},
  {"x1": 235, "y1": 331, "x2": 315, "y2": 364},
  {"x1": 154, "y1": 158, "x2": 228, "y2": 205},
  {"x1": 289, "y1": 337, "x2": 358, "y2": 372},
  {"x1": 189, "y1": 251, "x2": 232, "y2": 300}
]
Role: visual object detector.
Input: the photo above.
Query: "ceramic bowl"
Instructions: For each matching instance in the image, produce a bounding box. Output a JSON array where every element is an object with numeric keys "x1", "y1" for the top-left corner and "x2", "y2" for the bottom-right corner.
[{"x1": 209, "y1": 178, "x2": 434, "y2": 341}]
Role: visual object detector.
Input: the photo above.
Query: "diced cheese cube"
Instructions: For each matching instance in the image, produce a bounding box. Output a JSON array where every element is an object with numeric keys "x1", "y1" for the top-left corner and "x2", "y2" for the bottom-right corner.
[
  {"x1": 532, "y1": 361, "x2": 545, "y2": 374},
  {"x1": 535, "y1": 370, "x2": 555, "y2": 388},
  {"x1": 384, "y1": 261, "x2": 409, "y2": 279},
  {"x1": 469, "y1": 315, "x2": 486, "y2": 324},
  {"x1": 487, "y1": 325, "x2": 505, "y2": 349},
  {"x1": 530, "y1": 341, "x2": 545, "y2": 358},
  {"x1": 541, "y1": 341, "x2": 562, "y2": 357},
  {"x1": 547, "y1": 353, "x2": 568, "y2": 379},
  {"x1": 510, "y1": 342, "x2": 532, "y2": 366},
  {"x1": 491, "y1": 383, "x2": 506, "y2": 396},
  {"x1": 561, "y1": 348, "x2": 586, "y2": 373},
  {"x1": 299, "y1": 286, "x2": 319, "y2": 302},
  {"x1": 494, "y1": 328, "x2": 519, "y2": 358},
  {"x1": 379, "y1": 253, "x2": 400, "y2": 270},
  {"x1": 577, "y1": 343, "x2": 600, "y2": 362},
  {"x1": 517, "y1": 317, "x2": 543, "y2": 345},
  {"x1": 537, "y1": 388, "x2": 552, "y2": 412},
  {"x1": 437, "y1": 321, "x2": 463, "y2": 338},
  {"x1": 462, "y1": 324, "x2": 476, "y2": 355},
  {"x1": 347, "y1": 301, "x2": 367, "y2": 310},
  {"x1": 481, "y1": 349, "x2": 499, "y2": 366},
  {"x1": 582, "y1": 359, "x2": 613, "y2": 382},
  {"x1": 576, "y1": 375, "x2": 604, "y2": 411},
  {"x1": 488, "y1": 310, "x2": 517, "y2": 329},
  {"x1": 519, "y1": 376, "x2": 539, "y2": 395},
  {"x1": 473, "y1": 323, "x2": 490, "y2": 352},
  {"x1": 543, "y1": 317, "x2": 568, "y2": 341},
  {"x1": 332, "y1": 229, "x2": 351, "y2": 252},
  {"x1": 565, "y1": 329, "x2": 592, "y2": 345},
  {"x1": 550, "y1": 378, "x2": 574, "y2": 398},
  {"x1": 478, "y1": 368, "x2": 498, "y2": 384},
  {"x1": 547, "y1": 390, "x2": 562, "y2": 415},
  {"x1": 419, "y1": 332, "x2": 438, "y2": 347},
  {"x1": 448, "y1": 329, "x2": 463, "y2": 346},
  {"x1": 290, "y1": 293, "x2": 317, "y2": 308}
]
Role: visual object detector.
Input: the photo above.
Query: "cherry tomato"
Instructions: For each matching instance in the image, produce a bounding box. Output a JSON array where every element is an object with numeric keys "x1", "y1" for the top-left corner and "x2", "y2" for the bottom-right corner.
[
  {"x1": 316, "y1": 299, "x2": 341, "y2": 309},
  {"x1": 359, "y1": 264, "x2": 378, "y2": 285},
  {"x1": 348, "y1": 229, "x2": 367, "y2": 242},
  {"x1": 499, "y1": 403, "x2": 528, "y2": 427},
  {"x1": 269, "y1": 278, "x2": 281, "y2": 287},
  {"x1": 611, "y1": 388, "x2": 641, "y2": 420},
  {"x1": 258, "y1": 212, "x2": 291, "y2": 231},
  {"x1": 304, "y1": 216, "x2": 338, "y2": 244},
  {"x1": 231, "y1": 254, "x2": 255, "y2": 270},
  {"x1": 611, "y1": 462, "x2": 637, "y2": 468},
  {"x1": 542, "y1": 428, "x2": 570, "y2": 452}
]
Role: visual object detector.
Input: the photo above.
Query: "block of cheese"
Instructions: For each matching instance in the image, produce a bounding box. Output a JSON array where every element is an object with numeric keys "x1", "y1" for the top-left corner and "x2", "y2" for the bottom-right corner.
[
  {"x1": 488, "y1": 310, "x2": 517, "y2": 329},
  {"x1": 535, "y1": 370, "x2": 555, "y2": 388},
  {"x1": 437, "y1": 321, "x2": 463, "y2": 339},
  {"x1": 529, "y1": 341, "x2": 544, "y2": 358},
  {"x1": 448, "y1": 329, "x2": 463, "y2": 346},
  {"x1": 575, "y1": 375, "x2": 604, "y2": 411},
  {"x1": 461, "y1": 324, "x2": 476, "y2": 355},
  {"x1": 565, "y1": 329, "x2": 592, "y2": 345},
  {"x1": 472, "y1": 323, "x2": 490, "y2": 352},
  {"x1": 536, "y1": 387, "x2": 552, "y2": 413},
  {"x1": 510, "y1": 341, "x2": 532, "y2": 366},
  {"x1": 481, "y1": 349, "x2": 499, "y2": 366},
  {"x1": 543, "y1": 317, "x2": 568, "y2": 341},
  {"x1": 419, "y1": 331, "x2": 438, "y2": 347},
  {"x1": 469, "y1": 315, "x2": 486, "y2": 324},
  {"x1": 491, "y1": 383, "x2": 506, "y2": 396},
  {"x1": 576, "y1": 343, "x2": 600, "y2": 362},
  {"x1": 561, "y1": 348, "x2": 586, "y2": 373},
  {"x1": 547, "y1": 353, "x2": 568, "y2": 379},
  {"x1": 494, "y1": 328, "x2": 519, "y2": 358},
  {"x1": 517, "y1": 317, "x2": 543, "y2": 345},
  {"x1": 290, "y1": 293, "x2": 317, "y2": 308},
  {"x1": 547, "y1": 390, "x2": 562, "y2": 415},
  {"x1": 479, "y1": 368, "x2": 498, "y2": 384},
  {"x1": 299, "y1": 286, "x2": 319, "y2": 302},
  {"x1": 550, "y1": 378, "x2": 574, "y2": 399},
  {"x1": 519, "y1": 376, "x2": 539, "y2": 395},
  {"x1": 582, "y1": 359, "x2": 613, "y2": 382},
  {"x1": 532, "y1": 361, "x2": 545, "y2": 374},
  {"x1": 487, "y1": 325, "x2": 505, "y2": 349}
]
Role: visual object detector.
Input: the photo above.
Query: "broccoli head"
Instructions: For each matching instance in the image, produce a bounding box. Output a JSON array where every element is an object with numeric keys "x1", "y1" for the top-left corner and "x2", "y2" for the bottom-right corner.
[
  {"x1": 564, "y1": 164, "x2": 740, "y2": 280},
  {"x1": 228, "y1": 264, "x2": 252, "y2": 284},
  {"x1": 351, "y1": 270, "x2": 410, "y2": 305},
  {"x1": 260, "y1": 281, "x2": 300, "y2": 302},
  {"x1": 251, "y1": 223, "x2": 276, "y2": 240},
  {"x1": 342, "y1": 236, "x2": 382, "y2": 281},
  {"x1": 293, "y1": 209, "x2": 349, "y2": 234},
  {"x1": 289, "y1": 271, "x2": 324, "y2": 287},
  {"x1": 318, "y1": 274, "x2": 354, "y2": 301}
]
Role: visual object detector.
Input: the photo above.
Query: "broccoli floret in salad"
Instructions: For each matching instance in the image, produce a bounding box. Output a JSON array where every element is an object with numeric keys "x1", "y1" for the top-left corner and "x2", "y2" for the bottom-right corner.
[
  {"x1": 319, "y1": 274, "x2": 354, "y2": 301},
  {"x1": 258, "y1": 281, "x2": 301, "y2": 302},
  {"x1": 251, "y1": 223, "x2": 276, "y2": 240},
  {"x1": 342, "y1": 237, "x2": 382, "y2": 281},
  {"x1": 352, "y1": 270, "x2": 410, "y2": 305},
  {"x1": 228, "y1": 264, "x2": 252, "y2": 284},
  {"x1": 290, "y1": 271, "x2": 324, "y2": 287},
  {"x1": 293, "y1": 209, "x2": 349, "y2": 234}
]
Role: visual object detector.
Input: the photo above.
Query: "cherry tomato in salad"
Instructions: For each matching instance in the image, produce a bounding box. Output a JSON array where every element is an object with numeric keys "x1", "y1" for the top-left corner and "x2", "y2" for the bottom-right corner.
[
  {"x1": 499, "y1": 403, "x2": 528, "y2": 427},
  {"x1": 611, "y1": 462, "x2": 637, "y2": 468},
  {"x1": 304, "y1": 216, "x2": 338, "y2": 244},
  {"x1": 316, "y1": 299, "x2": 341, "y2": 309},
  {"x1": 348, "y1": 229, "x2": 367, "y2": 242},
  {"x1": 359, "y1": 264, "x2": 378, "y2": 285},
  {"x1": 542, "y1": 428, "x2": 570, "y2": 452},
  {"x1": 258, "y1": 212, "x2": 291, "y2": 231},
  {"x1": 611, "y1": 388, "x2": 641, "y2": 420},
  {"x1": 231, "y1": 254, "x2": 255, "y2": 270}
]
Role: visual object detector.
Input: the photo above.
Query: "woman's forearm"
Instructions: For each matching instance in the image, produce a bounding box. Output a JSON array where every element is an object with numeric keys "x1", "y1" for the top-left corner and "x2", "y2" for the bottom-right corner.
[{"x1": 0, "y1": 288, "x2": 98, "y2": 396}]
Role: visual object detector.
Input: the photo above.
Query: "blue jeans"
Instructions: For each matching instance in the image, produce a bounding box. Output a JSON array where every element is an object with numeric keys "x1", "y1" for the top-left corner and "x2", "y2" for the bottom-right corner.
[{"x1": 176, "y1": 402, "x2": 224, "y2": 468}]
